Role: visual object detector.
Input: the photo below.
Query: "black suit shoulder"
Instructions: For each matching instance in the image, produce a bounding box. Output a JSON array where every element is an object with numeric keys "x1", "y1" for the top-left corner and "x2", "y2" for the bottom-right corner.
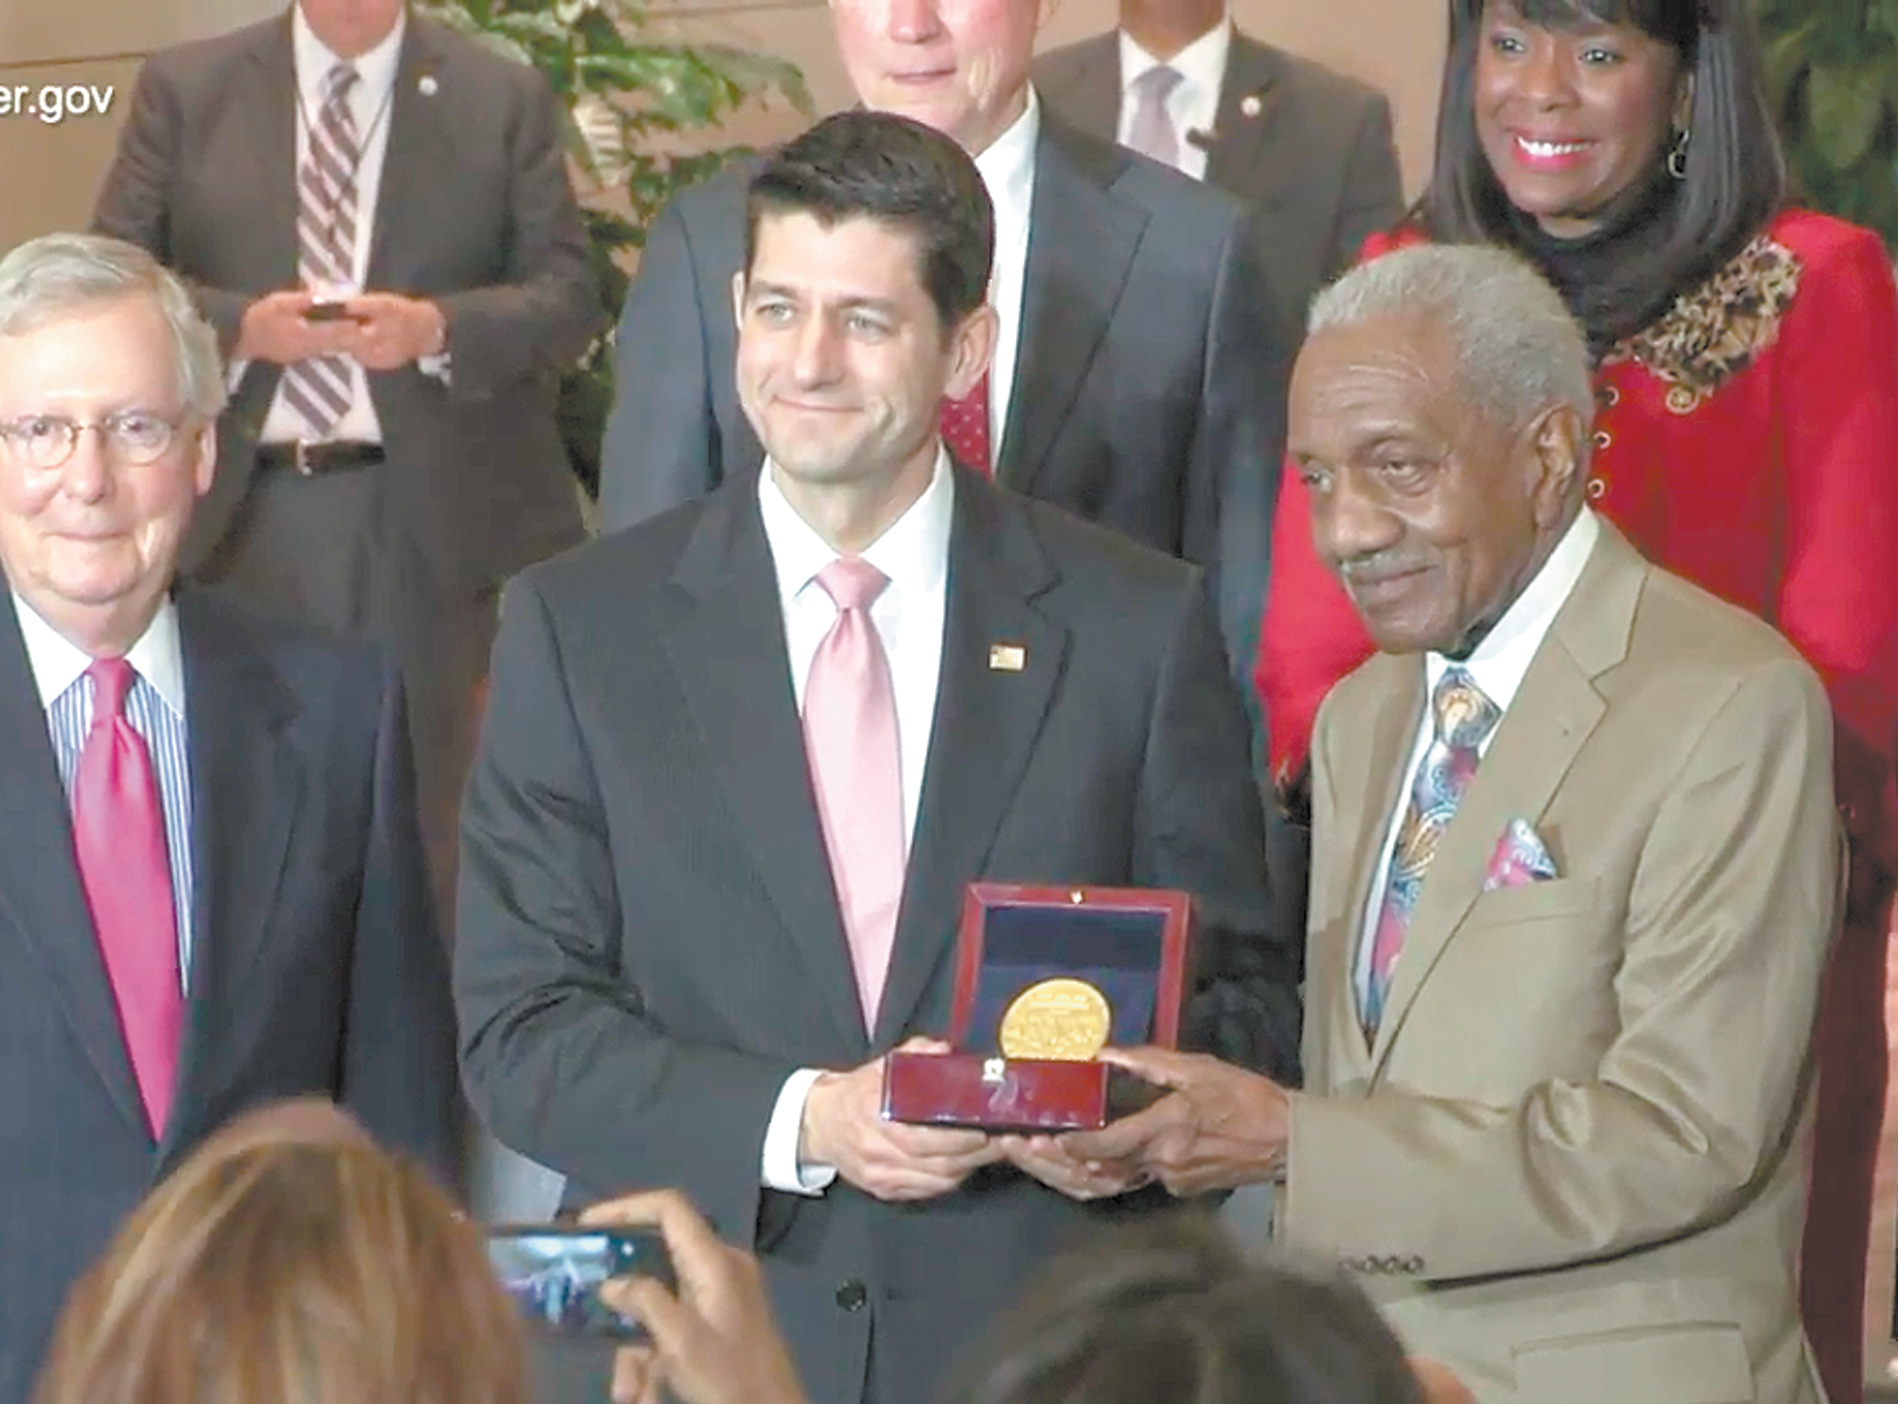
[
  {"x1": 178, "y1": 584, "x2": 392, "y2": 713},
  {"x1": 1010, "y1": 488, "x2": 1206, "y2": 613},
  {"x1": 1040, "y1": 110, "x2": 1246, "y2": 230},
  {"x1": 407, "y1": 15, "x2": 560, "y2": 102},
  {"x1": 1228, "y1": 31, "x2": 1392, "y2": 122}
]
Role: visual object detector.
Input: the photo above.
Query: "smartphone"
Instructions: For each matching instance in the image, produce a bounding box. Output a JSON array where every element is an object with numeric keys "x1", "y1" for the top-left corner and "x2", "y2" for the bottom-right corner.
[
  {"x1": 303, "y1": 299, "x2": 359, "y2": 322},
  {"x1": 484, "y1": 1224, "x2": 675, "y2": 1340}
]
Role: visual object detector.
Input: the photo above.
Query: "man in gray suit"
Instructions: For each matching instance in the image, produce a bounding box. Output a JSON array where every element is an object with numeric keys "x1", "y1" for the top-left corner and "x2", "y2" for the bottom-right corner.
[
  {"x1": 457, "y1": 113, "x2": 1300, "y2": 1404},
  {"x1": 1035, "y1": 0, "x2": 1404, "y2": 339},
  {"x1": 0, "y1": 234, "x2": 458, "y2": 1403},
  {"x1": 598, "y1": 0, "x2": 1289, "y2": 698},
  {"x1": 90, "y1": 0, "x2": 600, "y2": 923}
]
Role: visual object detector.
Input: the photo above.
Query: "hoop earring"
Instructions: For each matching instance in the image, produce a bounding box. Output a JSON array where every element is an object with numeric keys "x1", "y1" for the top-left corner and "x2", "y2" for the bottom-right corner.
[{"x1": 1666, "y1": 126, "x2": 1690, "y2": 180}]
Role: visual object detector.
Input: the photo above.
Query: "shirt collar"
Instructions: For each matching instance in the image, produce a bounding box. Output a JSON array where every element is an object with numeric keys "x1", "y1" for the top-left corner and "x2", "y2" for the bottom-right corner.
[
  {"x1": 1424, "y1": 507, "x2": 1601, "y2": 712},
  {"x1": 12, "y1": 591, "x2": 187, "y2": 718},
  {"x1": 974, "y1": 87, "x2": 1040, "y2": 215},
  {"x1": 1119, "y1": 17, "x2": 1232, "y2": 103},
  {"x1": 293, "y1": 1, "x2": 406, "y2": 105},
  {"x1": 758, "y1": 449, "x2": 956, "y2": 610}
]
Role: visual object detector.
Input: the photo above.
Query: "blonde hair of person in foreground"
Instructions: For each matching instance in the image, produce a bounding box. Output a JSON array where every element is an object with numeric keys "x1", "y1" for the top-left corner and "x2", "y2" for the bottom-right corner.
[{"x1": 34, "y1": 1098, "x2": 531, "y2": 1404}]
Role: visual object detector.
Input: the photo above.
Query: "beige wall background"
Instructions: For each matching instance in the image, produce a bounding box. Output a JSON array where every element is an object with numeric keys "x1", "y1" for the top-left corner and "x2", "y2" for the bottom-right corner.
[{"x1": 0, "y1": 0, "x2": 1442, "y2": 255}]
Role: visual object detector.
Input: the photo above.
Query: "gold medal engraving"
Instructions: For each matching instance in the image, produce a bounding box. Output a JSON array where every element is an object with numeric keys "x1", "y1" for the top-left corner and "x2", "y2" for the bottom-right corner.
[{"x1": 998, "y1": 978, "x2": 1112, "y2": 1061}]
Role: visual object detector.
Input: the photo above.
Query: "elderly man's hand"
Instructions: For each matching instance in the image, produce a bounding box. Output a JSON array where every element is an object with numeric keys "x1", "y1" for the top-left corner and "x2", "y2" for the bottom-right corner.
[
  {"x1": 1054, "y1": 1046, "x2": 1291, "y2": 1197},
  {"x1": 1409, "y1": 1357, "x2": 1479, "y2": 1404},
  {"x1": 583, "y1": 1189, "x2": 808, "y2": 1404}
]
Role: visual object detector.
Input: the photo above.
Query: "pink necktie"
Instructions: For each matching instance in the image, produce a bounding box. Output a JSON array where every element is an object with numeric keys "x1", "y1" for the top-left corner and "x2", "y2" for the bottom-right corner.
[
  {"x1": 939, "y1": 370, "x2": 992, "y2": 476},
  {"x1": 803, "y1": 559, "x2": 905, "y2": 1030},
  {"x1": 1126, "y1": 65, "x2": 1184, "y2": 170},
  {"x1": 71, "y1": 657, "x2": 184, "y2": 1137}
]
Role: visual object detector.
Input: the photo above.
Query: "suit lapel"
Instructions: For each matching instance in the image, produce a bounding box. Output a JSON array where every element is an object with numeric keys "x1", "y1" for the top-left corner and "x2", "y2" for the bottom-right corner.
[
  {"x1": 0, "y1": 604, "x2": 148, "y2": 1135},
  {"x1": 874, "y1": 475, "x2": 1065, "y2": 1043},
  {"x1": 1055, "y1": 35, "x2": 1122, "y2": 139},
  {"x1": 168, "y1": 590, "x2": 301, "y2": 1152},
  {"x1": 662, "y1": 485, "x2": 869, "y2": 1052},
  {"x1": 365, "y1": 23, "x2": 444, "y2": 288},
  {"x1": 1320, "y1": 657, "x2": 1420, "y2": 1081},
  {"x1": 1204, "y1": 38, "x2": 1289, "y2": 192},
  {"x1": 244, "y1": 21, "x2": 301, "y2": 294},
  {"x1": 1002, "y1": 122, "x2": 1145, "y2": 496},
  {"x1": 1368, "y1": 531, "x2": 1641, "y2": 1077}
]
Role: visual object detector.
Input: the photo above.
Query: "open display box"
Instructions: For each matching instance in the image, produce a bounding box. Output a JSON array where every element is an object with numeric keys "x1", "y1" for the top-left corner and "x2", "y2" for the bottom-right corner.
[{"x1": 880, "y1": 883, "x2": 1193, "y2": 1132}]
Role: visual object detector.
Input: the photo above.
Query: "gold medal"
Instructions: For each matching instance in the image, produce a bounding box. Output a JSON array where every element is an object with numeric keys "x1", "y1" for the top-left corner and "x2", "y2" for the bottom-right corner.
[{"x1": 998, "y1": 978, "x2": 1112, "y2": 1061}]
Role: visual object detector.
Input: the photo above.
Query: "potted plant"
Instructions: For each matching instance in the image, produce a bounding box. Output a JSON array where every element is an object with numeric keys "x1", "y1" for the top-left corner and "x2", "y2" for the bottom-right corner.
[
  {"x1": 1756, "y1": 0, "x2": 1898, "y2": 246},
  {"x1": 419, "y1": 0, "x2": 811, "y2": 493}
]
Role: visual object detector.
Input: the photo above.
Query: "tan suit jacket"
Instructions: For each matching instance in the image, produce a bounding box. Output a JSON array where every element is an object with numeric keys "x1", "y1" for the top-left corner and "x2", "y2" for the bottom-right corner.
[{"x1": 1280, "y1": 524, "x2": 1838, "y2": 1404}]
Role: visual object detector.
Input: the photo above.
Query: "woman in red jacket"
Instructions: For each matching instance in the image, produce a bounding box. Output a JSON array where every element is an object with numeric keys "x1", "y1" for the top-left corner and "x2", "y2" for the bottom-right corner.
[{"x1": 1256, "y1": 2, "x2": 1898, "y2": 1399}]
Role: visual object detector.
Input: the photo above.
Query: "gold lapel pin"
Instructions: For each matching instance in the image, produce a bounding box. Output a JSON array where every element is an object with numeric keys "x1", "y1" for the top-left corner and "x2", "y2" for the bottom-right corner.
[{"x1": 988, "y1": 643, "x2": 1026, "y2": 672}]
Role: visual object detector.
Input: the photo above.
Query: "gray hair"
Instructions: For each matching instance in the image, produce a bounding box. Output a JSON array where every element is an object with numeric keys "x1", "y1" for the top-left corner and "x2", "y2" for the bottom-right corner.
[
  {"x1": 0, "y1": 233, "x2": 226, "y2": 422},
  {"x1": 1308, "y1": 245, "x2": 1593, "y2": 435}
]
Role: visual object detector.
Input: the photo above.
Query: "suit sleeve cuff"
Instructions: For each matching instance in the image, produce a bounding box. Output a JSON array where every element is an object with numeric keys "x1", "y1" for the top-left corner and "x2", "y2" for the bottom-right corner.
[{"x1": 762, "y1": 1068, "x2": 836, "y2": 1195}]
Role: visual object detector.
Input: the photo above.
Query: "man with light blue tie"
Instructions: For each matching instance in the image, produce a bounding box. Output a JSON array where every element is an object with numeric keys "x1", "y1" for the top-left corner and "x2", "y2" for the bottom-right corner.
[
  {"x1": 0, "y1": 233, "x2": 457, "y2": 1402},
  {"x1": 1023, "y1": 247, "x2": 1838, "y2": 1402}
]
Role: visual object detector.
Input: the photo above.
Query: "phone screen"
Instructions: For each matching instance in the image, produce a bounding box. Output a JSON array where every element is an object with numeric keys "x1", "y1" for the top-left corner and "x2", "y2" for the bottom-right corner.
[{"x1": 485, "y1": 1227, "x2": 661, "y2": 1339}]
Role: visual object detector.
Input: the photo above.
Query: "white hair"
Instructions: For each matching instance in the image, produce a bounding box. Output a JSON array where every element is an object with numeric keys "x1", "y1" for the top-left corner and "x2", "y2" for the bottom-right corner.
[
  {"x1": 1308, "y1": 245, "x2": 1593, "y2": 435},
  {"x1": 0, "y1": 233, "x2": 226, "y2": 421}
]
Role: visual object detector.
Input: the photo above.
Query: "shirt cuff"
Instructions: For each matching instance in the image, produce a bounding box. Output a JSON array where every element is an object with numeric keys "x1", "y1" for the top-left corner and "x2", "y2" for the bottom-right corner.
[{"x1": 761, "y1": 1067, "x2": 836, "y2": 1195}]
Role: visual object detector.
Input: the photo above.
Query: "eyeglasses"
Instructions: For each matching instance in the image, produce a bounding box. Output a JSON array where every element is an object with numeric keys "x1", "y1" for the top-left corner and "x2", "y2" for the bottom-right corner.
[{"x1": 0, "y1": 411, "x2": 192, "y2": 469}]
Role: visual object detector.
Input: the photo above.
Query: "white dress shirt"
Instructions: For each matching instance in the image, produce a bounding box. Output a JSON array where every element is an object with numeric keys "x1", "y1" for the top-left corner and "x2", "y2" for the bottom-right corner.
[
  {"x1": 254, "y1": 6, "x2": 406, "y2": 445},
  {"x1": 757, "y1": 449, "x2": 956, "y2": 1192},
  {"x1": 1117, "y1": 19, "x2": 1232, "y2": 181},
  {"x1": 1353, "y1": 509, "x2": 1602, "y2": 1015},
  {"x1": 13, "y1": 593, "x2": 196, "y2": 990},
  {"x1": 973, "y1": 94, "x2": 1038, "y2": 455}
]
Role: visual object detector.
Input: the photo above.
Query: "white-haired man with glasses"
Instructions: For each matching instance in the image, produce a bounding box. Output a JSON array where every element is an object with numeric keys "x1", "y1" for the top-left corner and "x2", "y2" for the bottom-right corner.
[{"x1": 0, "y1": 232, "x2": 458, "y2": 1403}]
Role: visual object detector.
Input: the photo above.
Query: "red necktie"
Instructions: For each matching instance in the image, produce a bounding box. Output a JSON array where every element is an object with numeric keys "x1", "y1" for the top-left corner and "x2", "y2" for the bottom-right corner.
[
  {"x1": 803, "y1": 559, "x2": 906, "y2": 1029},
  {"x1": 939, "y1": 372, "x2": 992, "y2": 475},
  {"x1": 71, "y1": 657, "x2": 184, "y2": 1137}
]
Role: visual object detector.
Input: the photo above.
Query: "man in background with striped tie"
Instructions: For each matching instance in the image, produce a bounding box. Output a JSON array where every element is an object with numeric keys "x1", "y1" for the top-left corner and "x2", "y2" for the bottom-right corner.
[
  {"x1": 90, "y1": 0, "x2": 600, "y2": 937},
  {"x1": 455, "y1": 112, "x2": 1300, "y2": 1404},
  {"x1": 0, "y1": 234, "x2": 457, "y2": 1403},
  {"x1": 1037, "y1": 247, "x2": 1839, "y2": 1403}
]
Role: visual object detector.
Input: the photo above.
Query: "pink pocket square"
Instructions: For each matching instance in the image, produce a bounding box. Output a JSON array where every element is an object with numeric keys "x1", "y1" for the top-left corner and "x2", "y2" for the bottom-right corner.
[{"x1": 1484, "y1": 818, "x2": 1559, "y2": 892}]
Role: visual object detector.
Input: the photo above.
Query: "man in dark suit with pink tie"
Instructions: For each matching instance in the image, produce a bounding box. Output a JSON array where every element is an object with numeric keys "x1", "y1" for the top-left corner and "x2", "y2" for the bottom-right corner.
[
  {"x1": 455, "y1": 112, "x2": 1300, "y2": 1404},
  {"x1": 0, "y1": 234, "x2": 456, "y2": 1403}
]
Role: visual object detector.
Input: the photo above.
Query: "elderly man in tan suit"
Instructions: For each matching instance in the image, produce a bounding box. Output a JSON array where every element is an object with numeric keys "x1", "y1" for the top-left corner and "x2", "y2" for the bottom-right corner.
[{"x1": 1006, "y1": 246, "x2": 1839, "y2": 1404}]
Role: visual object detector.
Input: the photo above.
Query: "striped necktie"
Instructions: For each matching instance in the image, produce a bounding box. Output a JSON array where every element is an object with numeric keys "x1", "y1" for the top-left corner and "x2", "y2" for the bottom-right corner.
[{"x1": 282, "y1": 62, "x2": 361, "y2": 438}]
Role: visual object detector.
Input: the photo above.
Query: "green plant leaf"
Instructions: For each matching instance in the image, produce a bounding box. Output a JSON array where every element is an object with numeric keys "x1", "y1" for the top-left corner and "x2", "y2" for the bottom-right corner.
[
  {"x1": 1809, "y1": 60, "x2": 1891, "y2": 170},
  {"x1": 420, "y1": 0, "x2": 810, "y2": 480},
  {"x1": 1763, "y1": 21, "x2": 1817, "y2": 113}
]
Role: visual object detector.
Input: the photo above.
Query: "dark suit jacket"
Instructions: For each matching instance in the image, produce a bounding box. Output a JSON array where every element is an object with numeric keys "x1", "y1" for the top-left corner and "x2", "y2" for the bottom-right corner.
[
  {"x1": 456, "y1": 467, "x2": 1300, "y2": 1404},
  {"x1": 91, "y1": 13, "x2": 598, "y2": 593},
  {"x1": 596, "y1": 112, "x2": 1290, "y2": 686},
  {"x1": 0, "y1": 586, "x2": 458, "y2": 1402},
  {"x1": 1035, "y1": 29, "x2": 1404, "y2": 336}
]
